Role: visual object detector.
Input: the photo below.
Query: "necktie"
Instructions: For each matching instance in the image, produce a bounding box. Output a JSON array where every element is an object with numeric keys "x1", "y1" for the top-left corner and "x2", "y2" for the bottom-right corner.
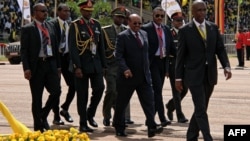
[
  {"x1": 157, "y1": 28, "x2": 163, "y2": 58},
  {"x1": 135, "y1": 32, "x2": 142, "y2": 48},
  {"x1": 60, "y1": 22, "x2": 66, "y2": 53},
  {"x1": 41, "y1": 23, "x2": 49, "y2": 56},
  {"x1": 199, "y1": 24, "x2": 206, "y2": 40}
]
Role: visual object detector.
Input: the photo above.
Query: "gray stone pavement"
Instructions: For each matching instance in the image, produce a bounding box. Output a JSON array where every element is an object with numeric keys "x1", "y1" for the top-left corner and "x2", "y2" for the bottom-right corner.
[{"x1": 0, "y1": 57, "x2": 250, "y2": 141}]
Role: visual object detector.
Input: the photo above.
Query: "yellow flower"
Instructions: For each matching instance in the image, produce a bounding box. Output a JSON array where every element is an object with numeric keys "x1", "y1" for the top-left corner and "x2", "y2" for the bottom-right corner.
[{"x1": 0, "y1": 128, "x2": 90, "y2": 141}]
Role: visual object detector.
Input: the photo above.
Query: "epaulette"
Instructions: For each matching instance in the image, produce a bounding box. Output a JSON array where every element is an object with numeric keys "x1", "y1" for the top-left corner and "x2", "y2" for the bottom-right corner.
[
  {"x1": 72, "y1": 19, "x2": 80, "y2": 23},
  {"x1": 102, "y1": 25, "x2": 112, "y2": 29},
  {"x1": 122, "y1": 24, "x2": 129, "y2": 29}
]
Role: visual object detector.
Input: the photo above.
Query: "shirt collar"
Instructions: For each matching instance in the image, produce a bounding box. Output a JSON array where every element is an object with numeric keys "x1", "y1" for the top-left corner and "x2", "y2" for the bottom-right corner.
[
  {"x1": 193, "y1": 18, "x2": 205, "y2": 28},
  {"x1": 153, "y1": 22, "x2": 162, "y2": 29},
  {"x1": 57, "y1": 17, "x2": 66, "y2": 24}
]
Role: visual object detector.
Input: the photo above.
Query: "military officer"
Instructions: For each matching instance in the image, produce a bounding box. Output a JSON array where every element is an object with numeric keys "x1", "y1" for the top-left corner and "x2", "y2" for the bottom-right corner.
[
  {"x1": 102, "y1": 7, "x2": 134, "y2": 126},
  {"x1": 68, "y1": 0, "x2": 107, "y2": 132},
  {"x1": 166, "y1": 12, "x2": 188, "y2": 123}
]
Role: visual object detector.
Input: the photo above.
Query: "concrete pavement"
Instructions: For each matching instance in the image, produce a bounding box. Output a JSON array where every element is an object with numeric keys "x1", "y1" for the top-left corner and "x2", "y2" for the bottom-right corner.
[{"x1": 0, "y1": 57, "x2": 250, "y2": 141}]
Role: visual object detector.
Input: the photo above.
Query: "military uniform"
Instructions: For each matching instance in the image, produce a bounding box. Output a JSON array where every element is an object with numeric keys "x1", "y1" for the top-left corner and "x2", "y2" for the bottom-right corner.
[
  {"x1": 166, "y1": 12, "x2": 188, "y2": 123},
  {"x1": 68, "y1": 0, "x2": 107, "y2": 132},
  {"x1": 101, "y1": 7, "x2": 130, "y2": 126}
]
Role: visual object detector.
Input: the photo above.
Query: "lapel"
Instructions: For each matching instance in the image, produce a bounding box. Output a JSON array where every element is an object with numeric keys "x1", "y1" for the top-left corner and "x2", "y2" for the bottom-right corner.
[
  {"x1": 33, "y1": 21, "x2": 41, "y2": 42},
  {"x1": 190, "y1": 21, "x2": 206, "y2": 44}
]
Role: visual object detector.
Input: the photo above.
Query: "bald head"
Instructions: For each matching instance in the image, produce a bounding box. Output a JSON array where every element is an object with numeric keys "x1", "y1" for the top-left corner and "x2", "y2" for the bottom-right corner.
[{"x1": 192, "y1": 0, "x2": 207, "y2": 24}]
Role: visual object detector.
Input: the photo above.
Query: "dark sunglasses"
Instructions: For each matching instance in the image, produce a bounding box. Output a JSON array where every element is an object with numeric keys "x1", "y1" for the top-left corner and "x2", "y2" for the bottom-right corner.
[
  {"x1": 133, "y1": 22, "x2": 142, "y2": 25},
  {"x1": 174, "y1": 19, "x2": 183, "y2": 22},
  {"x1": 155, "y1": 14, "x2": 164, "y2": 18},
  {"x1": 36, "y1": 10, "x2": 48, "y2": 13}
]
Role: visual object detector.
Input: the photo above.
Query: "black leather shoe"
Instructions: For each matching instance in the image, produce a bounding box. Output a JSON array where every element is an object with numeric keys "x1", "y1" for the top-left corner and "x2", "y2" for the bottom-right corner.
[
  {"x1": 79, "y1": 126, "x2": 94, "y2": 132},
  {"x1": 148, "y1": 125, "x2": 163, "y2": 138},
  {"x1": 178, "y1": 117, "x2": 188, "y2": 123},
  {"x1": 103, "y1": 119, "x2": 110, "y2": 126},
  {"x1": 60, "y1": 110, "x2": 73, "y2": 123},
  {"x1": 53, "y1": 119, "x2": 65, "y2": 125},
  {"x1": 125, "y1": 119, "x2": 134, "y2": 124},
  {"x1": 167, "y1": 111, "x2": 173, "y2": 121},
  {"x1": 88, "y1": 118, "x2": 98, "y2": 127},
  {"x1": 161, "y1": 120, "x2": 171, "y2": 127},
  {"x1": 116, "y1": 131, "x2": 127, "y2": 137}
]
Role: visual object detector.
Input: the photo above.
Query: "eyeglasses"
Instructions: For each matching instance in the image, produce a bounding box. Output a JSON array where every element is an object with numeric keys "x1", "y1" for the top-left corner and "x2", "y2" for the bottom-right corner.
[
  {"x1": 36, "y1": 10, "x2": 48, "y2": 13},
  {"x1": 155, "y1": 14, "x2": 164, "y2": 18},
  {"x1": 174, "y1": 19, "x2": 183, "y2": 22},
  {"x1": 133, "y1": 22, "x2": 142, "y2": 25}
]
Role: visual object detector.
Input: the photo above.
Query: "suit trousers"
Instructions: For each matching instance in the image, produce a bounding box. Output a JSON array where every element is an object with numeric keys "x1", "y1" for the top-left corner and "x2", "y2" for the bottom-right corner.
[
  {"x1": 113, "y1": 78, "x2": 156, "y2": 132},
  {"x1": 53, "y1": 53, "x2": 75, "y2": 119},
  {"x1": 103, "y1": 61, "x2": 118, "y2": 119},
  {"x1": 236, "y1": 48, "x2": 245, "y2": 66},
  {"x1": 167, "y1": 58, "x2": 188, "y2": 119},
  {"x1": 30, "y1": 59, "x2": 61, "y2": 130},
  {"x1": 60, "y1": 53, "x2": 76, "y2": 111},
  {"x1": 150, "y1": 56, "x2": 167, "y2": 122},
  {"x1": 76, "y1": 72, "x2": 104, "y2": 126},
  {"x1": 246, "y1": 46, "x2": 250, "y2": 60},
  {"x1": 187, "y1": 67, "x2": 214, "y2": 141}
]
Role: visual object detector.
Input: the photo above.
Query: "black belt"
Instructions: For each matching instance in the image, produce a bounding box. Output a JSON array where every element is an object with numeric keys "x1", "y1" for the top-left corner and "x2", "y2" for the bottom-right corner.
[
  {"x1": 38, "y1": 57, "x2": 52, "y2": 62},
  {"x1": 154, "y1": 56, "x2": 166, "y2": 59}
]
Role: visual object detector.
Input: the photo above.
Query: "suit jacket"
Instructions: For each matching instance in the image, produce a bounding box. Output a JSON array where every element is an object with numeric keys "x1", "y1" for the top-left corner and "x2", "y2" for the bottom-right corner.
[
  {"x1": 115, "y1": 29, "x2": 152, "y2": 85},
  {"x1": 141, "y1": 21, "x2": 175, "y2": 73},
  {"x1": 68, "y1": 18, "x2": 107, "y2": 73},
  {"x1": 175, "y1": 21, "x2": 231, "y2": 86},
  {"x1": 20, "y1": 21, "x2": 60, "y2": 74}
]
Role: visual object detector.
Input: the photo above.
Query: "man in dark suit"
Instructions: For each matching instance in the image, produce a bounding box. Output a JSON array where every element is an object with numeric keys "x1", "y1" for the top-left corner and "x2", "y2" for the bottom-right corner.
[
  {"x1": 141, "y1": 6, "x2": 173, "y2": 127},
  {"x1": 68, "y1": 0, "x2": 107, "y2": 132},
  {"x1": 165, "y1": 12, "x2": 188, "y2": 123},
  {"x1": 20, "y1": 3, "x2": 61, "y2": 132},
  {"x1": 175, "y1": 1, "x2": 232, "y2": 141},
  {"x1": 113, "y1": 13, "x2": 163, "y2": 138},
  {"x1": 49, "y1": 3, "x2": 74, "y2": 125}
]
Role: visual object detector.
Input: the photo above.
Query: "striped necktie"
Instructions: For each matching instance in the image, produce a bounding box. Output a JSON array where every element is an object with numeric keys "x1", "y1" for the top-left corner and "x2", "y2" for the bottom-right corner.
[
  {"x1": 60, "y1": 22, "x2": 66, "y2": 53},
  {"x1": 135, "y1": 32, "x2": 142, "y2": 48},
  {"x1": 41, "y1": 23, "x2": 49, "y2": 55}
]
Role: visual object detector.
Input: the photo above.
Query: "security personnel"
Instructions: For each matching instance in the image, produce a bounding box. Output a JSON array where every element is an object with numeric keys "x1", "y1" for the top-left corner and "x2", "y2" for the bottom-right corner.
[
  {"x1": 165, "y1": 12, "x2": 188, "y2": 123},
  {"x1": 102, "y1": 7, "x2": 128, "y2": 126},
  {"x1": 68, "y1": 0, "x2": 107, "y2": 132}
]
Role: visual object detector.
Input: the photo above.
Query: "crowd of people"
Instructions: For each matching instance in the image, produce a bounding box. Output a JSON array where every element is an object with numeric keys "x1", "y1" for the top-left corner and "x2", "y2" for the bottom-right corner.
[
  {"x1": 18, "y1": 0, "x2": 233, "y2": 140},
  {"x1": 1, "y1": 0, "x2": 250, "y2": 36}
]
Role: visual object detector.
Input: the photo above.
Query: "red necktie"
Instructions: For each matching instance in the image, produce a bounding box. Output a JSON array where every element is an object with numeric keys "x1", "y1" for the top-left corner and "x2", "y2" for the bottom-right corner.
[
  {"x1": 135, "y1": 32, "x2": 142, "y2": 48},
  {"x1": 157, "y1": 28, "x2": 163, "y2": 58},
  {"x1": 41, "y1": 23, "x2": 49, "y2": 55}
]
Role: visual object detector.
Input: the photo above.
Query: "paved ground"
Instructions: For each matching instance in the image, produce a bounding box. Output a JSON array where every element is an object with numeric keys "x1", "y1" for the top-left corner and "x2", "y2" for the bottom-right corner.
[{"x1": 0, "y1": 57, "x2": 250, "y2": 141}]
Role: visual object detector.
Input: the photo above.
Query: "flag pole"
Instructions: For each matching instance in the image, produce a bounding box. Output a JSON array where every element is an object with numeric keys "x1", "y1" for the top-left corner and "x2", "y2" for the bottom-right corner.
[
  {"x1": 21, "y1": 0, "x2": 24, "y2": 27},
  {"x1": 54, "y1": 0, "x2": 57, "y2": 18},
  {"x1": 140, "y1": 0, "x2": 143, "y2": 18},
  {"x1": 236, "y1": 1, "x2": 241, "y2": 33},
  {"x1": 115, "y1": 0, "x2": 117, "y2": 8}
]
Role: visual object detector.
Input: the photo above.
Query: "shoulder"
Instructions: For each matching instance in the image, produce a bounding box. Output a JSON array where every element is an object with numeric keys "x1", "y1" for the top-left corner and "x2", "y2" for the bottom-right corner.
[
  {"x1": 91, "y1": 18, "x2": 101, "y2": 25},
  {"x1": 102, "y1": 24, "x2": 112, "y2": 30},
  {"x1": 48, "y1": 18, "x2": 57, "y2": 24},
  {"x1": 141, "y1": 22, "x2": 152, "y2": 29},
  {"x1": 22, "y1": 22, "x2": 34, "y2": 29},
  {"x1": 71, "y1": 18, "x2": 81, "y2": 24}
]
